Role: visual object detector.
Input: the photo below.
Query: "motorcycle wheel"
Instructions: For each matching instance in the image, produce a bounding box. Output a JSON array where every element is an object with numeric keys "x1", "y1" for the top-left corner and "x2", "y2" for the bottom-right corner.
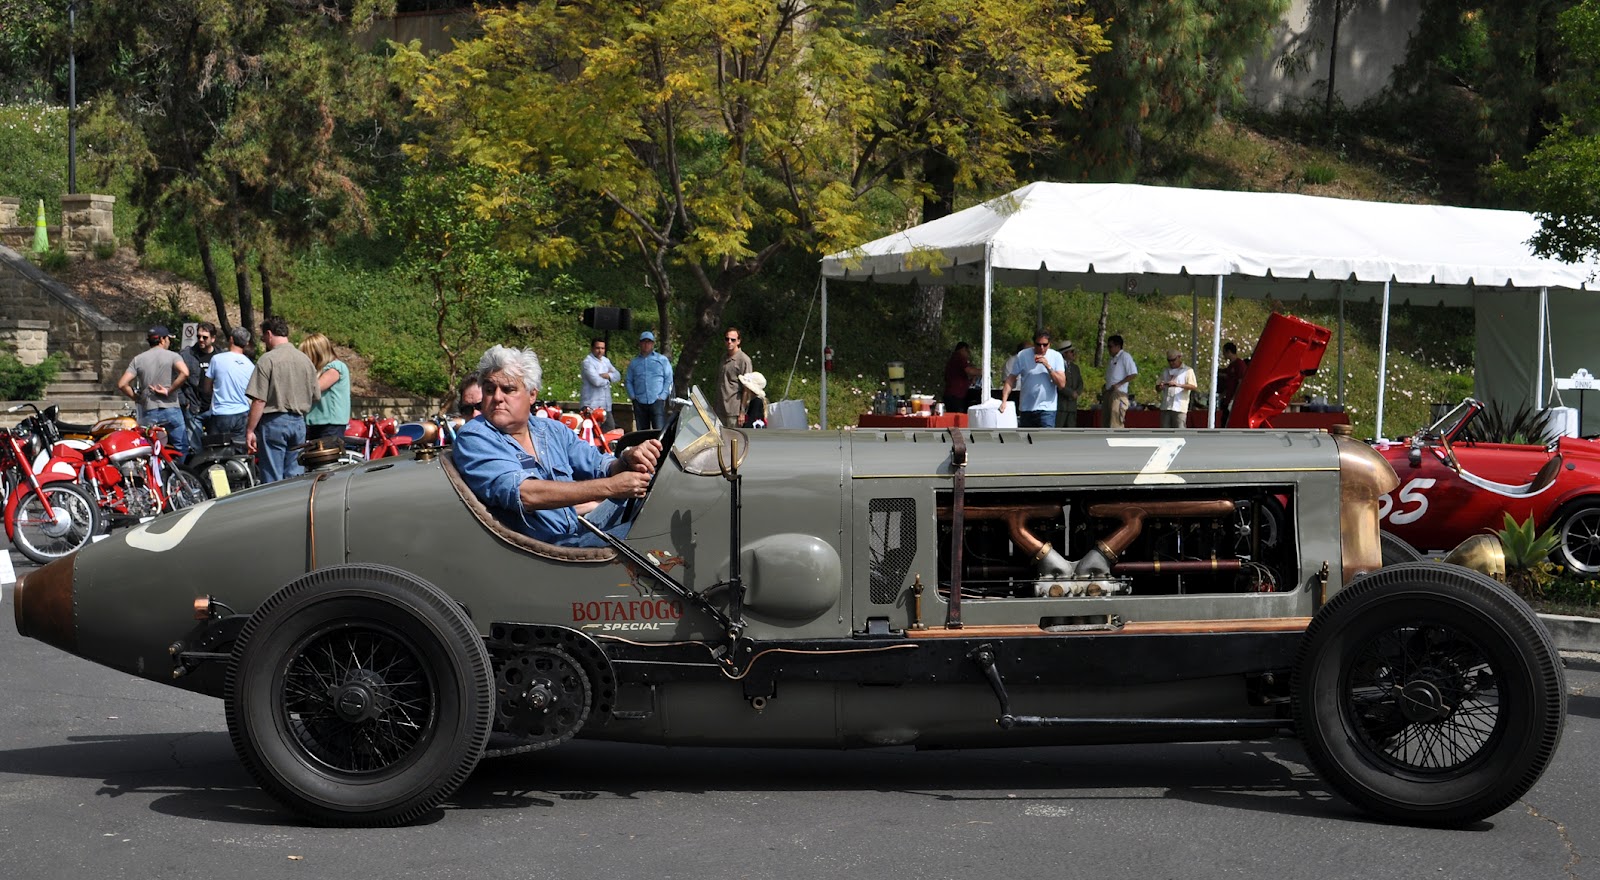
[
  {"x1": 164, "y1": 470, "x2": 206, "y2": 510},
  {"x1": 12, "y1": 482, "x2": 103, "y2": 564}
]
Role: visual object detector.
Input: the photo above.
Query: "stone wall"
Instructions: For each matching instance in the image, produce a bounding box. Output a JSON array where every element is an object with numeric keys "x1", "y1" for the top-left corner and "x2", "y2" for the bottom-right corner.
[
  {"x1": 60, "y1": 194, "x2": 116, "y2": 255},
  {"x1": 0, "y1": 244, "x2": 141, "y2": 389},
  {"x1": 0, "y1": 319, "x2": 49, "y2": 366}
]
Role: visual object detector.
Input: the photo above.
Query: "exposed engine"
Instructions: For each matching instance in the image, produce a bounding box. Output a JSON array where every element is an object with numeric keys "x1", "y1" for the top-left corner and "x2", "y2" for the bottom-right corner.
[{"x1": 938, "y1": 488, "x2": 1293, "y2": 599}]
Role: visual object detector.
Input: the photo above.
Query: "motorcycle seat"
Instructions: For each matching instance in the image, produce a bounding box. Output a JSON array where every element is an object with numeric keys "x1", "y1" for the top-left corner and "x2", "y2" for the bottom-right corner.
[
  {"x1": 201, "y1": 432, "x2": 243, "y2": 449},
  {"x1": 56, "y1": 419, "x2": 98, "y2": 435}
]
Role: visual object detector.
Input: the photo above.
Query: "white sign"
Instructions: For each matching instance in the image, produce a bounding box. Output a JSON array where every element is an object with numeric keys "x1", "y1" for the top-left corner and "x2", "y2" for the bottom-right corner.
[
  {"x1": 181, "y1": 322, "x2": 198, "y2": 350},
  {"x1": 1555, "y1": 368, "x2": 1595, "y2": 391}
]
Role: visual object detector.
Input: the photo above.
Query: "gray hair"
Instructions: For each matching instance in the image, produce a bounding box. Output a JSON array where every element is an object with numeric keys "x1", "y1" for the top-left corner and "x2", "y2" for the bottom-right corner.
[{"x1": 477, "y1": 345, "x2": 542, "y2": 394}]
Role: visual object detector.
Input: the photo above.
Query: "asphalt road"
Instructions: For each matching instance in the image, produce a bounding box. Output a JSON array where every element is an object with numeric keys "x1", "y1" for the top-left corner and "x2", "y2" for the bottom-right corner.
[{"x1": 2, "y1": 548, "x2": 1596, "y2": 880}]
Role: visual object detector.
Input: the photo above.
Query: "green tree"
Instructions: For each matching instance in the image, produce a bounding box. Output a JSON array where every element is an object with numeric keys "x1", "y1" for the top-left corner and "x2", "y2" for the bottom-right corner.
[
  {"x1": 395, "y1": 0, "x2": 1107, "y2": 388},
  {"x1": 73, "y1": 0, "x2": 396, "y2": 335},
  {"x1": 1046, "y1": 0, "x2": 1290, "y2": 181},
  {"x1": 384, "y1": 163, "x2": 551, "y2": 390},
  {"x1": 1494, "y1": 0, "x2": 1600, "y2": 263}
]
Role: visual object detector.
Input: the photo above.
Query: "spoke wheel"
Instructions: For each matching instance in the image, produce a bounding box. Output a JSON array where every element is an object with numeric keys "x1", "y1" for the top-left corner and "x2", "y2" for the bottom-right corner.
[
  {"x1": 11, "y1": 482, "x2": 102, "y2": 564},
  {"x1": 164, "y1": 470, "x2": 206, "y2": 510},
  {"x1": 1231, "y1": 496, "x2": 1284, "y2": 557},
  {"x1": 1293, "y1": 563, "x2": 1565, "y2": 825},
  {"x1": 1556, "y1": 504, "x2": 1600, "y2": 576},
  {"x1": 226, "y1": 566, "x2": 492, "y2": 826}
]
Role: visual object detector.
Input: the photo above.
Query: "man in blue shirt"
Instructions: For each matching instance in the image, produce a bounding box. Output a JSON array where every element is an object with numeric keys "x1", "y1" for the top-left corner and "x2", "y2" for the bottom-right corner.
[
  {"x1": 999, "y1": 331, "x2": 1067, "y2": 428},
  {"x1": 455, "y1": 345, "x2": 663, "y2": 547},
  {"x1": 625, "y1": 330, "x2": 674, "y2": 431}
]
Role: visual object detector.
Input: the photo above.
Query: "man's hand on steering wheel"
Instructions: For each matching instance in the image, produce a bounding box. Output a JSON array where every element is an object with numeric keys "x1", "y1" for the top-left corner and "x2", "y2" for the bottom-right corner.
[{"x1": 620, "y1": 438, "x2": 662, "y2": 475}]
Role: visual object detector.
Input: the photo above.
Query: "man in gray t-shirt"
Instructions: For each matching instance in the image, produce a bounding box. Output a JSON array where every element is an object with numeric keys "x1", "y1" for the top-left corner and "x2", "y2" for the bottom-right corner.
[
  {"x1": 245, "y1": 316, "x2": 321, "y2": 483},
  {"x1": 117, "y1": 325, "x2": 191, "y2": 454}
]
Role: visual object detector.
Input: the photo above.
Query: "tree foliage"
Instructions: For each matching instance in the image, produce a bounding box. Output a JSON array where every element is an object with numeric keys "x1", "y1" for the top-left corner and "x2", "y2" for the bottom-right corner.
[
  {"x1": 383, "y1": 163, "x2": 545, "y2": 389},
  {"x1": 73, "y1": 0, "x2": 397, "y2": 334},
  {"x1": 1493, "y1": 0, "x2": 1600, "y2": 264},
  {"x1": 395, "y1": 0, "x2": 1108, "y2": 388},
  {"x1": 1047, "y1": 0, "x2": 1290, "y2": 180}
]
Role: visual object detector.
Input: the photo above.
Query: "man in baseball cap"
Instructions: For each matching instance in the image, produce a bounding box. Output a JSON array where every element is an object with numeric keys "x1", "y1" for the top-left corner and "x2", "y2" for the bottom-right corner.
[
  {"x1": 116, "y1": 324, "x2": 190, "y2": 454},
  {"x1": 626, "y1": 329, "x2": 674, "y2": 431}
]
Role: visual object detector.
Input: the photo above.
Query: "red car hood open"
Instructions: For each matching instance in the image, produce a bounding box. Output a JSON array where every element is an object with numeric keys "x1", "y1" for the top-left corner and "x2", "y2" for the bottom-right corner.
[{"x1": 1225, "y1": 313, "x2": 1333, "y2": 429}]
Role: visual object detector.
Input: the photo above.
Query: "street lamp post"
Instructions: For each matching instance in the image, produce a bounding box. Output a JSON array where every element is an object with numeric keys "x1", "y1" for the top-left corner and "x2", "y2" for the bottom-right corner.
[{"x1": 67, "y1": 0, "x2": 78, "y2": 194}]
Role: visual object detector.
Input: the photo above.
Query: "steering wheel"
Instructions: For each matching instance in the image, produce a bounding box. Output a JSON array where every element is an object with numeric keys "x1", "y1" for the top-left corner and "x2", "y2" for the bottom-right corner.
[{"x1": 614, "y1": 404, "x2": 682, "y2": 523}]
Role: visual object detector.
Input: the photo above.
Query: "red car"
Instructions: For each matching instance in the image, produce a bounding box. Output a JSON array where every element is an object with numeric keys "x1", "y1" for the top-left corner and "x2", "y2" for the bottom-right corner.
[{"x1": 1375, "y1": 398, "x2": 1600, "y2": 574}]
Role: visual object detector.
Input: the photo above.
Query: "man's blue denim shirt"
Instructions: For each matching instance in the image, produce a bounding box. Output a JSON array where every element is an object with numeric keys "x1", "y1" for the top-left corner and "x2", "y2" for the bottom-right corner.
[{"x1": 453, "y1": 414, "x2": 616, "y2": 545}]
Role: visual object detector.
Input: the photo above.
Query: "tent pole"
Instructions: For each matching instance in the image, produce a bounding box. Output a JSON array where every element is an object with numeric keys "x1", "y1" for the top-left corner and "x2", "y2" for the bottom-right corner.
[
  {"x1": 1376, "y1": 278, "x2": 1392, "y2": 439},
  {"x1": 820, "y1": 275, "x2": 829, "y2": 429},
  {"x1": 981, "y1": 246, "x2": 994, "y2": 401},
  {"x1": 1208, "y1": 275, "x2": 1224, "y2": 428},
  {"x1": 1535, "y1": 286, "x2": 1548, "y2": 407},
  {"x1": 1036, "y1": 266, "x2": 1044, "y2": 336},
  {"x1": 1336, "y1": 281, "x2": 1345, "y2": 406},
  {"x1": 1190, "y1": 280, "x2": 1199, "y2": 367}
]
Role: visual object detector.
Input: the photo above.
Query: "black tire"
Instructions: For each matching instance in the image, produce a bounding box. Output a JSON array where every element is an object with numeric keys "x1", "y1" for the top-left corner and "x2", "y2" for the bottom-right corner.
[
  {"x1": 1554, "y1": 502, "x2": 1600, "y2": 576},
  {"x1": 1292, "y1": 563, "x2": 1565, "y2": 826},
  {"x1": 225, "y1": 565, "x2": 494, "y2": 826},
  {"x1": 11, "y1": 481, "x2": 102, "y2": 564},
  {"x1": 163, "y1": 469, "x2": 206, "y2": 510},
  {"x1": 1380, "y1": 531, "x2": 1425, "y2": 567}
]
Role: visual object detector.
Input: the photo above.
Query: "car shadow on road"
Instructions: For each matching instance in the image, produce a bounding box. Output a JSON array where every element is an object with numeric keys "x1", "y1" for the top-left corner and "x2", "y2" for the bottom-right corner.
[
  {"x1": 452, "y1": 738, "x2": 1451, "y2": 827},
  {"x1": 1568, "y1": 690, "x2": 1600, "y2": 720}
]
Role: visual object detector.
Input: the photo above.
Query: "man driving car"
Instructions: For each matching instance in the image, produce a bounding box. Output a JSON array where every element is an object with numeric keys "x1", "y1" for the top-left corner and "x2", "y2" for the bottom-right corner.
[{"x1": 454, "y1": 345, "x2": 663, "y2": 547}]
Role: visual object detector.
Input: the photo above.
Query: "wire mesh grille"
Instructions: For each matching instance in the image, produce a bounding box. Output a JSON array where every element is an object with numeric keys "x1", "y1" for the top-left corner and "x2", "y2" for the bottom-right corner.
[{"x1": 868, "y1": 497, "x2": 917, "y2": 605}]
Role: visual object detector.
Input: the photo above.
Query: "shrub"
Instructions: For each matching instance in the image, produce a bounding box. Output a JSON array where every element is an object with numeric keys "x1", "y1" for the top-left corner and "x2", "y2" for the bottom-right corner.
[
  {"x1": 92, "y1": 240, "x2": 117, "y2": 260},
  {"x1": 0, "y1": 352, "x2": 61, "y2": 399},
  {"x1": 37, "y1": 246, "x2": 69, "y2": 271},
  {"x1": 1302, "y1": 162, "x2": 1339, "y2": 185},
  {"x1": 1496, "y1": 513, "x2": 1560, "y2": 599}
]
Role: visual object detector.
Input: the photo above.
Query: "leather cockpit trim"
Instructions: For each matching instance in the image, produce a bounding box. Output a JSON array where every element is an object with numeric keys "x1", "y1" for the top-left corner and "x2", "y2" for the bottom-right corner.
[{"x1": 439, "y1": 450, "x2": 618, "y2": 563}]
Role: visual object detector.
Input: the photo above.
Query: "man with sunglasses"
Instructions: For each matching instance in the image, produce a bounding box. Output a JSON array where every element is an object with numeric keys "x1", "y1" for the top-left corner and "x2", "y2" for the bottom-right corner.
[
  {"x1": 178, "y1": 321, "x2": 217, "y2": 445},
  {"x1": 456, "y1": 371, "x2": 483, "y2": 420},
  {"x1": 717, "y1": 327, "x2": 753, "y2": 428},
  {"x1": 999, "y1": 331, "x2": 1067, "y2": 429}
]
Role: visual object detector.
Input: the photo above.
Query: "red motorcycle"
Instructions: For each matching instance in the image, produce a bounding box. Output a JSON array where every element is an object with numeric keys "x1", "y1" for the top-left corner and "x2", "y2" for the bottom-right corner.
[
  {"x1": 344, "y1": 415, "x2": 412, "y2": 460},
  {"x1": 1, "y1": 405, "x2": 102, "y2": 563},
  {"x1": 42, "y1": 414, "x2": 205, "y2": 528}
]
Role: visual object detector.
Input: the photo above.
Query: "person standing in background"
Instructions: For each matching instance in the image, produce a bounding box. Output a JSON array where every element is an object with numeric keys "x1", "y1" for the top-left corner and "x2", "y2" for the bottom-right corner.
[
  {"x1": 246, "y1": 317, "x2": 320, "y2": 482},
  {"x1": 202, "y1": 327, "x2": 255, "y2": 436},
  {"x1": 999, "y1": 331, "x2": 1066, "y2": 428},
  {"x1": 1101, "y1": 334, "x2": 1137, "y2": 429},
  {"x1": 117, "y1": 325, "x2": 190, "y2": 456},
  {"x1": 299, "y1": 332, "x2": 351, "y2": 443},
  {"x1": 456, "y1": 371, "x2": 483, "y2": 421},
  {"x1": 626, "y1": 330, "x2": 674, "y2": 431},
  {"x1": 178, "y1": 321, "x2": 216, "y2": 444},
  {"x1": 580, "y1": 338, "x2": 619, "y2": 431},
  {"x1": 737, "y1": 371, "x2": 768, "y2": 428},
  {"x1": 1055, "y1": 340, "x2": 1084, "y2": 427},
  {"x1": 1156, "y1": 348, "x2": 1197, "y2": 428},
  {"x1": 717, "y1": 327, "x2": 753, "y2": 428},
  {"x1": 1219, "y1": 341, "x2": 1249, "y2": 424},
  {"x1": 942, "y1": 341, "x2": 979, "y2": 414}
]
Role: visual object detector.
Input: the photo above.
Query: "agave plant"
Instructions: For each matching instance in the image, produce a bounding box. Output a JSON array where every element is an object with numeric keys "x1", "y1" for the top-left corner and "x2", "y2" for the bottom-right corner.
[
  {"x1": 1464, "y1": 400, "x2": 1556, "y2": 445},
  {"x1": 1495, "y1": 513, "x2": 1560, "y2": 599}
]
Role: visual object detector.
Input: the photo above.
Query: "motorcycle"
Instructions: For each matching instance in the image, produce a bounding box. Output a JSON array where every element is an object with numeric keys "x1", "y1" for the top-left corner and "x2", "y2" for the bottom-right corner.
[
  {"x1": 26, "y1": 405, "x2": 204, "y2": 528},
  {"x1": 344, "y1": 415, "x2": 411, "y2": 460},
  {"x1": 1, "y1": 405, "x2": 102, "y2": 563},
  {"x1": 181, "y1": 429, "x2": 260, "y2": 498}
]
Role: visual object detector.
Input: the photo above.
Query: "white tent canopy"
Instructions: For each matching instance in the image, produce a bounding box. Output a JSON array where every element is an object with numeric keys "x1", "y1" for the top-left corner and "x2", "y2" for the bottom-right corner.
[{"x1": 819, "y1": 182, "x2": 1600, "y2": 432}]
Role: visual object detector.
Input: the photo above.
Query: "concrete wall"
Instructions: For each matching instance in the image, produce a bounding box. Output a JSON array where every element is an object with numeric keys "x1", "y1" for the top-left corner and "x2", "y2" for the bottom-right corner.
[
  {"x1": 362, "y1": 9, "x2": 479, "y2": 54},
  {"x1": 1243, "y1": 0, "x2": 1422, "y2": 111},
  {"x1": 0, "y1": 244, "x2": 142, "y2": 390}
]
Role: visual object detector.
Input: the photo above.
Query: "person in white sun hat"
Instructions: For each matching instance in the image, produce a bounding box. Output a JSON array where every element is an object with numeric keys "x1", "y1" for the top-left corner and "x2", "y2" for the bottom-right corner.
[{"x1": 737, "y1": 371, "x2": 767, "y2": 428}]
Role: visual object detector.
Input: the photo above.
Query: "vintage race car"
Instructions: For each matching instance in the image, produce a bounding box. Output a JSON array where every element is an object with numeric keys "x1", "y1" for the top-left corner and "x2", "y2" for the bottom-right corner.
[
  {"x1": 12, "y1": 389, "x2": 1565, "y2": 827},
  {"x1": 1375, "y1": 398, "x2": 1600, "y2": 573}
]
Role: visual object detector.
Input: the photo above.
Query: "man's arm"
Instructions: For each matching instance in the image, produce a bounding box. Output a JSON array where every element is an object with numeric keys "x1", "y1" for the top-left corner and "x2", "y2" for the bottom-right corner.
[
  {"x1": 581, "y1": 356, "x2": 606, "y2": 389},
  {"x1": 244, "y1": 398, "x2": 265, "y2": 454},
  {"x1": 999, "y1": 374, "x2": 1015, "y2": 412},
  {"x1": 117, "y1": 368, "x2": 138, "y2": 401}
]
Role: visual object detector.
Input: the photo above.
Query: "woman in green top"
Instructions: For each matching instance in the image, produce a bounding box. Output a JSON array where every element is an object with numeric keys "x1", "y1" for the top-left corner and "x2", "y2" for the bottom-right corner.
[{"x1": 299, "y1": 332, "x2": 351, "y2": 442}]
